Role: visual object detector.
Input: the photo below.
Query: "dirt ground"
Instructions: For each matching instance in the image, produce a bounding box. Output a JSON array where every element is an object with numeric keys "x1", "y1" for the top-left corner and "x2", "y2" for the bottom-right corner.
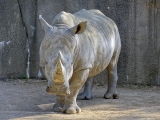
[{"x1": 0, "y1": 79, "x2": 160, "y2": 120}]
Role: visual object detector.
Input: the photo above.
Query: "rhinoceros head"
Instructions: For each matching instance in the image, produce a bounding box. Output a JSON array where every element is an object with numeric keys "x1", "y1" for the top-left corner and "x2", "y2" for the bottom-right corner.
[{"x1": 39, "y1": 15, "x2": 87, "y2": 95}]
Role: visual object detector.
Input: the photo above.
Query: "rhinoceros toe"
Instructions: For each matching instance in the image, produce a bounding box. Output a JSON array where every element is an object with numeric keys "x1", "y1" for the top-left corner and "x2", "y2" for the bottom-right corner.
[
  {"x1": 77, "y1": 92, "x2": 93, "y2": 100},
  {"x1": 63, "y1": 105, "x2": 81, "y2": 114},
  {"x1": 104, "y1": 92, "x2": 119, "y2": 99}
]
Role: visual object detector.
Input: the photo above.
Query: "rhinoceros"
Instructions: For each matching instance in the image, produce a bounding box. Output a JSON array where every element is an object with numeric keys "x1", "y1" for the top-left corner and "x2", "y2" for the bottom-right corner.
[{"x1": 39, "y1": 9, "x2": 121, "y2": 114}]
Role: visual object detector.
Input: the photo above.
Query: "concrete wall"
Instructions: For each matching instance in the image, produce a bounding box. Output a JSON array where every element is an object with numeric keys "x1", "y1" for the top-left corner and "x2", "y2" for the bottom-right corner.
[{"x1": 0, "y1": 0, "x2": 160, "y2": 85}]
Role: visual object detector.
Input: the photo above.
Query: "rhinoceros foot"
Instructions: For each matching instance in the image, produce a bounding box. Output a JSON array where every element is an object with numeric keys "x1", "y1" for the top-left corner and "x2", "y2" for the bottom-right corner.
[
  {"x1": 62, "y1": 104, "x2": 81, "y2": 114},
  {"x1": 53, "y1": 106, "x2": 63, "y2": 112},
  {"x1": 53, "y1": 95, "x2": 65, "y2": 112},
  {"x1": 104, "y1": 92, "x2": 119, "y2": 99},
  {"x1": 77, "y1": 78, "x2": 93, "y2": 100},
  {"x1": 77, "y1": 92, "x2": 93, "y2": 100},
  {"x1": 53, "y1": 103, "x2": 63, "y2": 112}
]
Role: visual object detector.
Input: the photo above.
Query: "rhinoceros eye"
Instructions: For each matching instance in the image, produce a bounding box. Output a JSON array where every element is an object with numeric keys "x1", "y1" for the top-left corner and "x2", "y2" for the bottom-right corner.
[{"x1": 46, "y1": 62, "x2": 48, "y2": 64}]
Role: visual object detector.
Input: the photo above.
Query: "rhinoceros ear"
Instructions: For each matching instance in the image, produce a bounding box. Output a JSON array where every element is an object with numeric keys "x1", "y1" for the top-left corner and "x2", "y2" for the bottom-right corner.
[
  {"x1": 53, "y1": 59, "x2": 65, "y2": 84},
  {"x1": 39, "y1": 15, "x2": 53, "y2": 34},
  {"x1": 69, "y1": 21, "x2": 87, "y2": 35}
]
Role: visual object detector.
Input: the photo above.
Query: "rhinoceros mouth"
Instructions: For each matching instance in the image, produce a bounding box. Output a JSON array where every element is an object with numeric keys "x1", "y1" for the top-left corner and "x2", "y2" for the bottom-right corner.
[{"x1": 46, "y1": 83, "x2": 70, "y2": 95}]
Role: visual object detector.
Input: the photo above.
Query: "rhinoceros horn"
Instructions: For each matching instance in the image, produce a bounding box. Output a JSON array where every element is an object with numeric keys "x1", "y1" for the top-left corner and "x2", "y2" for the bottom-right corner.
[
  {"x1": 39, "y1": 15, "x2": 53, "y2": 34},
  {"x1": 53, "y1": 59, "x2": 65, "y2": 84},
  {"x1": 58, "y1": 51, "x2": 65, "y2": 62}
]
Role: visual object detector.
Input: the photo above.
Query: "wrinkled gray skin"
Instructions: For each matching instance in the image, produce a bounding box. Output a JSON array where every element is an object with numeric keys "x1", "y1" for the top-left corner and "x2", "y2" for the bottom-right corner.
[{"x1": 39, "y1": 9, "x2": 121, "y2": 114}]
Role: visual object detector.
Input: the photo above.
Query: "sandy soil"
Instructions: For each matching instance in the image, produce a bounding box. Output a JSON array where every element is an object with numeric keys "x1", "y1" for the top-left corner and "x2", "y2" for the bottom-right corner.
[{"x1": 0, "y1": 79, "x2": 160, "y2": 120}]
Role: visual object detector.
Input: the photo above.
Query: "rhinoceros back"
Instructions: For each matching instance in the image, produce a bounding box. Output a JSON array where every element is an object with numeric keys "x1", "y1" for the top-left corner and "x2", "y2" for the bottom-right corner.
[
  {"x1": 74, "y1": 9, "x2": 120, "y2": 76},
  {"x1": 53, "y1": 9, "x2": 120, "y2": 77}
]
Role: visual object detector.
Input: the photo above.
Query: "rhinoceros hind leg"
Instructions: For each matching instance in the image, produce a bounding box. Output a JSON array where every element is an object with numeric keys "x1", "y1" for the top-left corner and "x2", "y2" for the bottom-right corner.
[
  {"x1": 53, "y1": 95, "x2": 65, "y2": 112},
  {"x1": 104, "y1": 33, "x2": 121, "y2": 99},
  {"x1": 77, "y1": 77, "x2": 93, "y2": 100},
  {"x1": 104, "y1": 60, "x2": 119, "y2": 99}
]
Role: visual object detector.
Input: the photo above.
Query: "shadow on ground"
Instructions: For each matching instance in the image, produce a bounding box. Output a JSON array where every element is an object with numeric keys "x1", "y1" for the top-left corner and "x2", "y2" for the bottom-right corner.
[{"x1": 0, "y1": 80, "x2": 160, "y2": 120}]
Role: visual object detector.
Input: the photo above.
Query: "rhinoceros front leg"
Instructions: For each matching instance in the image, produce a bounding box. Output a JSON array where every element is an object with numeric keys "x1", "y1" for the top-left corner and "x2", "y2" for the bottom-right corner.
[
  {"x1": 53, "y1": 95, "x2": 65, "y2": 112},
  {"x1": 104, "y1": 64, "x2": 119, "y2": 99},
  {"x1": 62, "y1": 69, "x2": 89, "y2": 114},
  {"x1": 77, "y1": 77, "x2": 93, "y2": 100}
]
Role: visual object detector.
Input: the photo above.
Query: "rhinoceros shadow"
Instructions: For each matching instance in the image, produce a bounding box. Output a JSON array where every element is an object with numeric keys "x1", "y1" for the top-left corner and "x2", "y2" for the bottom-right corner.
[{"x1": 1, "y1": 80, "x2": 159, "y2": 120}]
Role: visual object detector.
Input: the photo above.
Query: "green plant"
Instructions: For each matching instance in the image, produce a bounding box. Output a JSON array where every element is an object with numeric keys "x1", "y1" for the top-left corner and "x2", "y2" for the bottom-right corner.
[
  {"x1": 20, "y1": 75, "x2": 28, "y2": 79},
  {"x1": 97, "y1": 82, "x2": 104, "y2": 86}
]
